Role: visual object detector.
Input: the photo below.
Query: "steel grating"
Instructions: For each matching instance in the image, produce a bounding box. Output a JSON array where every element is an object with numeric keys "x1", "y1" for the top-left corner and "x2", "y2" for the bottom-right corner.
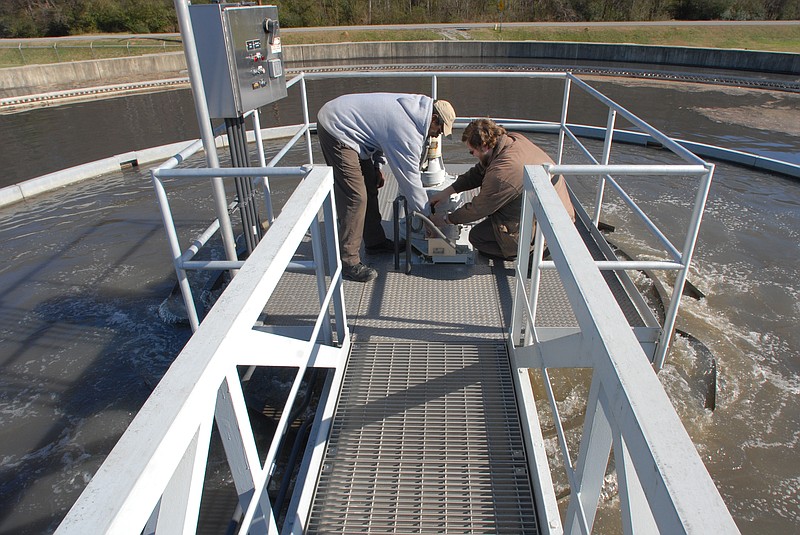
[
  {"x1": 353, "y1": 261, "x2": 507, "y2": 342},
  {"x1": 258, "y1": 165, "x2": 644, "y2": 534},
  {"x1": 307, "y1": 342, "x2": 538, "y2": 534}
]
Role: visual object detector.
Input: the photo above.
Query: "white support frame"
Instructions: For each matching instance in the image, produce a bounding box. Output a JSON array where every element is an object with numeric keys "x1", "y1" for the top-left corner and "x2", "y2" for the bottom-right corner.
[
  {"x1": 57, "y1": 68, "x2": 737, "y2": 534},
  {"x1": 149, "y1": 71, "x2": 314, "y2": 332},
  {"x1": 56, "y1": 166, "x2": 350, "y2": 535},
  {"x1": 509, "y1": 165, "x2": 739, "y2": 534}
]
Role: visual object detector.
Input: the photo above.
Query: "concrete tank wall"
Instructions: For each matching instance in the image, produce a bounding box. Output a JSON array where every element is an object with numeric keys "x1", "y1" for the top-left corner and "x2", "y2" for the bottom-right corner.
[
  {"x1": 0, "y1": 53, "x2": 188, "y2": 96},
  {"x1": 283, "y1": 41, "x2": 800, "y2": 75},
  {"x1": 2, "y1": 41, "x2": 799, "y2": 98}
]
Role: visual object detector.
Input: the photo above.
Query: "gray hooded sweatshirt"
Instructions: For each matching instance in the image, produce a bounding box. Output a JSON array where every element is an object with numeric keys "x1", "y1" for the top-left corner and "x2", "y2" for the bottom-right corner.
[{"x1": 317, "y1": 93, "x2": 433, "y2": 213}]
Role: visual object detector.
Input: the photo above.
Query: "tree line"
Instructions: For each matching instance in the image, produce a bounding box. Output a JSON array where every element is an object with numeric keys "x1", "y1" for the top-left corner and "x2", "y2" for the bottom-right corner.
[{"x1": 2, "y1": 0, "x2": 797, "y2": 38}]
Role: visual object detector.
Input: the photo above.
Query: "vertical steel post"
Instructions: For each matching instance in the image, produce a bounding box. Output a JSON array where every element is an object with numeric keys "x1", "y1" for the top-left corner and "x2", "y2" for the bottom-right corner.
[
  {"x1": 251, "y1": 109, "x2": 275, "y2": 224},
  {"x1": 173, "y1": 0, "x2": 239, "y2": 271},
  {"x1": 654, "y1": 164, "x2": 715, "y2": 370},
  {"x1": 322, "y1": 190, "x2": 347, "y2": 344},
  {"x1": 299, "y1": 75, "x2": 314, "y2": 164},
  {"x1": 564, "y1": 376, "x2": 612, "y2": 534},
  {"x1": 393, "y1": 197, "x2": 404, "y2": 271},
  {"x1": 152, "y1": 172, "x2": 201, "y2": 330},
  {"x1": 525, "y1": 221, "x2": 546, "y2": 347},
  {"x1": 556, "y1": 76, "x2": 572, "y2": 165},
  {"x1": 593, "y1": 108, "x2": 617, "y2": 228},
  {"x1": 310, "y1": 213, "x2": 333, "y2": 345}
]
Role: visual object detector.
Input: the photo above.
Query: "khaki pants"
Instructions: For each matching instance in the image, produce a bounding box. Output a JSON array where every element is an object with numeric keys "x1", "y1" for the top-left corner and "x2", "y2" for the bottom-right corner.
[
  {"x1": 317, "y1": 124, "x2": 386, "y2": 267},
  {"x1": 469, "y1": 219, "x2": 513, "y2": 260}
]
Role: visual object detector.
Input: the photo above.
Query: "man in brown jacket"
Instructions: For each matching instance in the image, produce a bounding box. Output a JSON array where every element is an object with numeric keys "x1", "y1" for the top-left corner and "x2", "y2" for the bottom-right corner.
[{"x1": 429, "y1": 118, "x2": 575, "y2": 260}]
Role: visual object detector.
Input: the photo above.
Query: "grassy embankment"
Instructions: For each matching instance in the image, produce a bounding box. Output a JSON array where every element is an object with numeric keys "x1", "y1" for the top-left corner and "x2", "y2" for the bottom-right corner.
[{"x1": 1, "y1": 24, "x2": 799, "y2": 68}]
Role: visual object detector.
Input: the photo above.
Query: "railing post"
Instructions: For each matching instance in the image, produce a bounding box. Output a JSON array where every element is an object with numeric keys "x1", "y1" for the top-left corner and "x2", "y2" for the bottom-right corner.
[
  {"x1": 215, "y1": 372, "x2": 273, "y2": 534},
  {"x1": 511, "y1": 186, "x2": 536, "y2": 344},
  {"x1": 323, "y1": 189, "x2": 347, "y2": 344},
  {"x1": 565, "y1": 376, "x2": 611, "y2": 534},
  {"x1": 557, "y1": 76, "x2": 572, "y2": 165},
  {"x1": 593, "y1": 108, "x2": 617, "y2": 228},
  {"x1": 151, "y1": 171, "x2": 201, "y2": 330},
  {"x1": 311, "y1": 210, "x2": 333, "y2": 344},
  {"x1": 654, "y1": 164, "x2": 715, "y2": 370},
  {"x1": 154, "y1": 411, "x2": 214, "y2": 533},
  {"x1": 173, "y1": 0, "x2": 240, "y2": 273},
  {"x1": 613, "y1": 431, "x2": 658, "y2": 534},
  {"x1": 300, "y1": 75, "x2": 314, "y2": 164},
  {"x1": 250, "y1": 109, "x2": 275, "y2": 223}
]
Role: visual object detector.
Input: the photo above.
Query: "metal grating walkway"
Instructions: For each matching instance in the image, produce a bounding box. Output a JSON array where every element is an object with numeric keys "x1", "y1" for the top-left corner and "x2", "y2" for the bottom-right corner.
[
  {"x1": 307, "y1": 342, "x2": 538, "y2": 534},
  {"x1": 297, "y1": 163, "x2": 651, "y2": 533}
]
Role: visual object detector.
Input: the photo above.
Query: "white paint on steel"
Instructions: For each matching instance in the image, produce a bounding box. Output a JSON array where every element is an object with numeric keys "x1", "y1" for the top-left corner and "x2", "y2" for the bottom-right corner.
[
  {"x1": 53, "y1": 69, "x2": 739, "y2": 534},
  {"x1": 55, "y1": 166, "x2": 350, "y2": 534},
  {"x1": 510, "y1": 165, "x2": 739, "y2": 533}
]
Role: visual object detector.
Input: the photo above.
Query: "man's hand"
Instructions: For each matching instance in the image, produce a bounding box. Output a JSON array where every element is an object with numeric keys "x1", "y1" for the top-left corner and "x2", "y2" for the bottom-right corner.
[
  {"x1": 376, "y1": 168, "x2": 385, "y2": 189},
  {"x1": 429, "y1": 190, "x2": 449, "y2": 211},
  {"x1": 429, "y1": 211, "x2": 447, "y2": 228}
]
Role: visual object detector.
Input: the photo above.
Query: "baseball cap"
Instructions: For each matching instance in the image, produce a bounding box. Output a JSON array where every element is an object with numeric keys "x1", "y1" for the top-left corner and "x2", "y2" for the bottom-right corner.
[{"x1": 433, "y1": 100, "x2": 456, "y2": 137}]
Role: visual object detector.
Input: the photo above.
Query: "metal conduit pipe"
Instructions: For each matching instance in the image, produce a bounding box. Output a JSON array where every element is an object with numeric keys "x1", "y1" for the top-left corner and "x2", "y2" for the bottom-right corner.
[
  {"x1": 233, "y1": 119, "x2": 257, "y2": 247},
  {"x1": 237, "y1": 118, "x2": 263, "y2": 242},
  {"x1": 226, "y1": 116, "x2": 265, "y2": 255},
  {"x1": 273, "y1": 368, "x2": 322, "y2": 515},
  {"x1": 392, "y1": 196, "x2": 411, "y2": 274},
  {"x1": 225, "y1": 119, "x2": 252, "y2": 253}
]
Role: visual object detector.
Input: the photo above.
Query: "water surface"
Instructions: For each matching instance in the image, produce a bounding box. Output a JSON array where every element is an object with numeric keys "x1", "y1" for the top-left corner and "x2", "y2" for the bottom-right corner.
[{"x1": 0, "y1": 75, "x2": 798, "y2": 533}]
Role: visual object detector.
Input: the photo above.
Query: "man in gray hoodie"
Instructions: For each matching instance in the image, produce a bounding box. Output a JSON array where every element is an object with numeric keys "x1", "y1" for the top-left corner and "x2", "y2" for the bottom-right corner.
[{"x1": 317, "y1": 93, "x2": 456, "y2": 282}]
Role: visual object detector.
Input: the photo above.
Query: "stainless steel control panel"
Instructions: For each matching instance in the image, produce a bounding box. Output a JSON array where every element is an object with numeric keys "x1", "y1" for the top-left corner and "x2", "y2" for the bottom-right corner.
[{"x1": 189, "y1": 4, "x2": 287, "y2": 118}]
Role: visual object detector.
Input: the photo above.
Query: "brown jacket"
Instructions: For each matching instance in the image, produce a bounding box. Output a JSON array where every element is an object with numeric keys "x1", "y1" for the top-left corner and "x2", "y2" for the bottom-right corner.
[{"x1": 449, "y1": 132, "x2": 575, "y2": 258}]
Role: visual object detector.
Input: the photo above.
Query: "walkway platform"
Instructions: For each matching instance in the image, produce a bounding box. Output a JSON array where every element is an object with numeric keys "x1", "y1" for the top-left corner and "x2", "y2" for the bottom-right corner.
[
  {"x1": 254, "y1": 165, "x2": 651, "y2": 533},
  {"x1": 267, "y1": 252, "x2": 540, "y2": 533}
]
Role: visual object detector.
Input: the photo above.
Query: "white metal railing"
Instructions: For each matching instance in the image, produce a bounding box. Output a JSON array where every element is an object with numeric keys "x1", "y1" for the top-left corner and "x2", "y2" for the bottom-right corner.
[
  {"x1": 156, "y1": 69, "x2": 712, "y2": 360},
  {"x1": 291, "y1": 70, "x2": 711, "y2": 368},
  {"x1": 150, "y1": 72, "x2": 314, "y2": 331},
  {"x1": 56, "y1": 68, "x2": 732, "y2": 533},
  {"x1": 509, "y1": 165, "x2": 739, "y2": 534},
  {"x1": 56, "y1": 166, "x2": 350, "y2": 535},
  {"x1": 556, "y1": 75, "x2": 715, "y2": 370}
]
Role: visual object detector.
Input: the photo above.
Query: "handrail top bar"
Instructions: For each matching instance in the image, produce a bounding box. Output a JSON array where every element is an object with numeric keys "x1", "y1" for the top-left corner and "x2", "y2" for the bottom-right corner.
[
  {"x1": 536, "y1": 260, "x2": 685, "y2": 270},
  {"x1": 290, "y1": 69, "x2": 706, "y2": 166},
  {"x1": 522, "y1": 165, "x2": 739, "y2": 532},
  {"x1": 296, "y1": 70, "x2": 570, "y2": 80},
  {"x1": 566, "y1": 74, "x2": 708, "y2": 166},
  {"x1": 153, "y1": 165, "x2": 312, "y2": 179},
  {"x1": 56, "y1": 166, "x2": 338, "y2": 533},
  {"x1": 544, "y1": 163, "x2": 710, "y2": 176}
]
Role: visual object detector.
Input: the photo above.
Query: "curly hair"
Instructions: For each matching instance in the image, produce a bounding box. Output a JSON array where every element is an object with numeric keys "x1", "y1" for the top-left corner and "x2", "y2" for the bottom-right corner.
[{"x1": 461, "y1": 118, "x2": 507, "y2": 149}]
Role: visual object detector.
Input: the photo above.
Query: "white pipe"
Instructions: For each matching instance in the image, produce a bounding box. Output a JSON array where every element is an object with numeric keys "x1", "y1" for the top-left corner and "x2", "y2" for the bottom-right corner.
[
  {"x1": 411, "y1": 211, "x2": 457, "y2": 250},
  {"x1": 172, "y1": 0, "x2": 239, "y2": 269},
  {"x1": 251, "y1": 109, "x2": 275, "y2": 223}
]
